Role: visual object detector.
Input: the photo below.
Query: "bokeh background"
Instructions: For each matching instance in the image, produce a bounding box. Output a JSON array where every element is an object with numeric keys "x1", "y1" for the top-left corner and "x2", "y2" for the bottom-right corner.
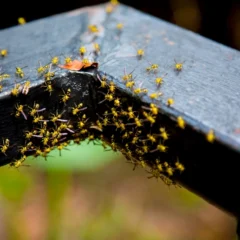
[
  {"x1": 0, "y1": 142, "x2": 237, "y2": 239},
  {"x1": 0, "y1": 0, "x2": 239, "y2": 239}
]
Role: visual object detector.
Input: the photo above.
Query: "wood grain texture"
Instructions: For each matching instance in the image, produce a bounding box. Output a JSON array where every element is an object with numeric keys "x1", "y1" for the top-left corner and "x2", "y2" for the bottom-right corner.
[
  {"x1": 0, "y1": 3, "x2": 240, "y2": 229},
  {"x1": 1, "y1": 4, "x2": 239, "y2": 151},
  {"x1": 96, "y1": 5, "x2": 240, "y2": 153}
]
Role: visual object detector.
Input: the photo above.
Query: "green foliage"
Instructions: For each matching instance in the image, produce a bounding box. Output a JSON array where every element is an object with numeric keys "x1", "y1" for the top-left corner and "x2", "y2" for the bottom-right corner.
[
  {"x1": 0, "y1": 168, "x2": 32, "y2": 202},
  {"x1": 26, "y1": 140, "x2": 118, "y2": 172}
]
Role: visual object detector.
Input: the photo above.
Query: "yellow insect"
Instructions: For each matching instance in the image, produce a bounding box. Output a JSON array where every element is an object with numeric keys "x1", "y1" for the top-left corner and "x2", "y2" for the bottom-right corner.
[
  {"x1": 58, "y1": 122, "x2": 75, "y2": 134},
  {"x1": 125, "y1": 81, "x2": 135, "y2": 89},
  {"x1": 33, "y1": 115, "x2": 44, "y2": 124},
  {"x1": 88, "y1": 25, "x2": 99, "y2": 33},
  {"x1": 22, "y1": 80, "x2": 31, "y2": 95},
  {"x1": 155, "y1": 73, "x2": 167, "y2": 86},
  {"x1": 72, "y1": 103, "x2": 87, "y2": 115},
  {"x1": 37, "y1": 61, "x2": 49, "y2": 75},
  {"x1": 146, "y1": 63, "x2": 159, "y2": 73},
  {"x1": 0, "y1": 49, "x2": 8, "y2": 57},
  {"x1": 79, "y1": 46, "x2": 87, "y2": 55},
  {"x1": 159, "y1": 128, "x2": 169, "y2": 140},
  {"x1": 155, "y1": 77, "x2": 163, "y2": 86},
  {"x1": 147, "y1": 134, "x2": 156, "y2": 143},
  {"x1": 105, "y1": 0, "x2": 119, "y2": 13},
  {"x1": 166, "y1": 167, "x2": 174, "y2": 176},
  {"x1": 122, "y1": 73, "x2": 132, "y2": 81},
  {"x1": 51, "y1": 56, "x2": 59, "y2": 65},
  {"x1": 44, "y1": 64, "x2": 55, "y2": 81},
  {"x1": 127, "y1": 106, "x2": 135, "y2": 119},
  {"x1": 93, "y1": 43, "x2": 100, "y2": 54},
  {"x1": 104, "y1": 93, "x2": 114, "y2": 102},
  {"x1": 142, "y1": 111, "x2": 155, "y2": 124},
  {"x1": 50, "y1": 111, "x2": 67, "y2": 123},
  {"x1": 149, "y1": 103, "x2": 158, "y2": 115},
  {"x1": 78, "y1": 120, "x2": 85, "y2": 129},
  {"x1": 108, "y1": 81, "x2": 115, "y2": 93},
  {"x1": 25, "y1": 130, "x2": 34, "y2": 139},
  {"x1": 174, "y1": 59, "x2": 185, "y2": 71},
  {"x1": 43, "y1": 82, "x2": 53, "y2": 94},
  {"x1": 10, "y1": 155, "x2": 28, "y2": 168},
  {"x1": 61, "y1": 88, "x2": 71, "y2": 103},
  {"x1": 82, "y1": 58, "x2": 89, "y2": 64},
  {"x1": 156, "y1": 160, "x2": 163, "y2": 172},
  {"x1": 149, "y1": 92, "x2": 162, "y2": 99},
  {"x1": 114, "y1": 98, "x2": 121, "y2": 107},
  {"x1": 64, "y1": 56, "x2": 72, "y2": 64},
  {"x1": 19, "y1": 145, "x2": 28, "y2": 155},
  {"x1": 134, "y1": 117, "x2": 142, "y2": 127},
  {"x1": 177, "y1": 116, "x2": 185, "y2": 129},
  {"x1": 18, "y1": 17, "x2": 26, "y2": 25},
  {"x1": 105, "y1": 5, "x2": 114, "y2": 13},
  {"x1": 0, "y1": 138, "x2": 10, "y2": 155},
  {"x1": 29, "y1": 102, "x2": 46, "y2": 116},
  {"x1": 137, "y1": 49, "x2": 144, "y2": 58},
  {"x1": 57, "y1": 143, "x2": 69, "y2": 156},
  {"x1": 116, "y1": 23, "x2": 124, "y2": 30},
  {"x1": 42, "y1": 137, "x2": 49, "y2": 146},
  {"x1": 157, "y1": 144, "x2": 167, "y2": 152},
  {"x1": 110, "y1": 0, "x2": 119, "y2": 5},
  {"x1": 16, "y1": 66, "x2": 26, "y2": 78},
  {"x1": 11, "y1": 83, "x2": 21, "y2": 96},
  {"x1": 15, "y1": 104, "x2": 27, "y2": 120},
  {"x1": 133, "y1": 87, "x2": 146, "y2": 95},
  {"x1": 0, "y1": 74, "x2": 10, "y2": 82},
  {"x1": 167, "y1": 98, "x2": 174, "y2": 106},
  {"x1": 206, "y1": 129, "x2": 215, "y2": 143},
  {"x1": 175, "y1": 161, "x2": 185, "y2": 172}
]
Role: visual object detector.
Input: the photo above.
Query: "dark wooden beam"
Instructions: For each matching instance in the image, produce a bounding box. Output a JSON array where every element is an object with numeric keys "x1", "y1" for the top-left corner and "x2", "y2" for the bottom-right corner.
[{"x1": 1, "y1": 2, "x2": 240, "y2": 236}]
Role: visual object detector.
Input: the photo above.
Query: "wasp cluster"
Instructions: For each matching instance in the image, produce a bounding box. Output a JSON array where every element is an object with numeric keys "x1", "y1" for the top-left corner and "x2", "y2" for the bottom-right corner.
[
  {"x1": 0, "y1": 0, "x2": 217, "y2": 187},
  {"x1": 92, "y1": 71, "x2": 188, "y2": 186},
  {"x1": 1, "y1": 65, "x2": 186, "y2": 186}
]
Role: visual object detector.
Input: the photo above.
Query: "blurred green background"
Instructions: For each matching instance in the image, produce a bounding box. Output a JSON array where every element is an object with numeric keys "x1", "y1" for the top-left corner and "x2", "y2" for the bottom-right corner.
[{"x1": 0, "y1": 141, "x2": 236, "y2": 240}]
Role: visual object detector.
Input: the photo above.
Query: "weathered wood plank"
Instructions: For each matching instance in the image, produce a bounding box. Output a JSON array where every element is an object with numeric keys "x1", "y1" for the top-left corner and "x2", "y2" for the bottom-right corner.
[{"x1": 0, "y1": 3, "x2": 240, "y2": 235}]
